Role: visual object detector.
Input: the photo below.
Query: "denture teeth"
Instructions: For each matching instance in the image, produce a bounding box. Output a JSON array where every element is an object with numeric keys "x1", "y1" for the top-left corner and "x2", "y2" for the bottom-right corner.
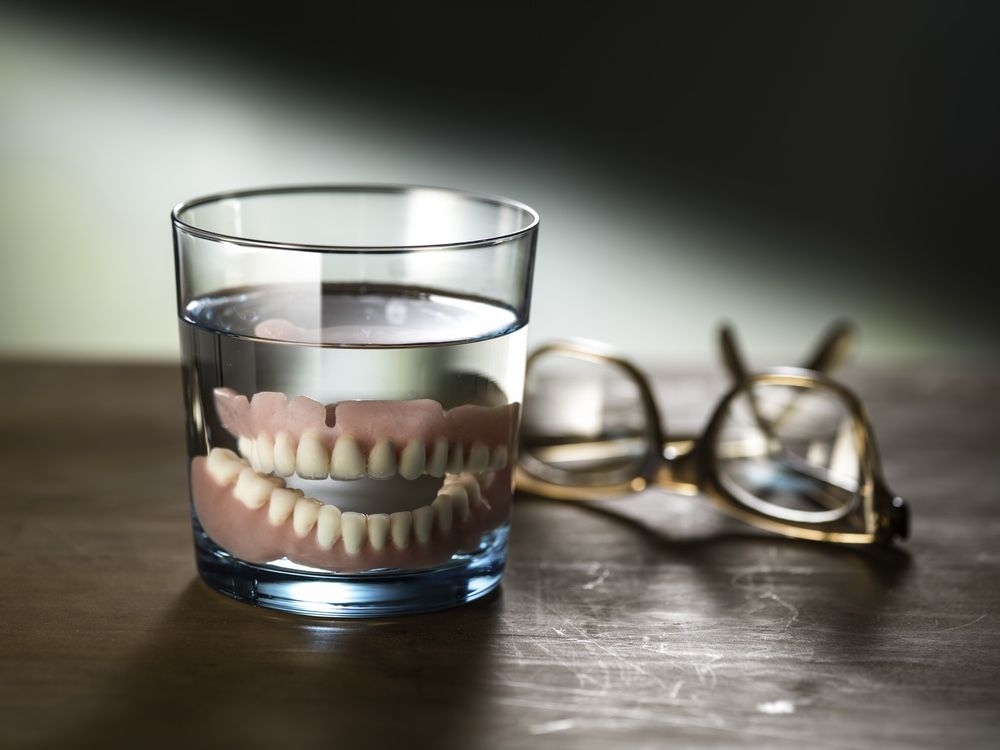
[
  {"x1": 341, "y1": 512, "x2": 367, "y2": 554},
  {"x1": 399, "y1": 439, "x2": 426, "y2": 480},
  {"x1": 455, "y1": 474, "x2": 484, "y2": 507},
  {"x1": 296, "y1": 432, "x2": 330, "y2": 479},
  {"x1": 466, "y1": 442, "x2": 490, "y2": 472},
  {"x1": 367, "y1": 513, "x2": 390, "y2": 551},
  {"x1": 390, "y1": 511, "x2": 412, "y2": 549},
  {"x1": 431, "y1": 495, "x2": 453, "y2": 533},
  {"x1": 489, "y1": 445, "x2": 509, "y2": 471},
  {"x1": 233, "y1": 468, "x2": 283, "y2": 510},
  {"x1": 206, "y1": 447, "x2": 243, "y2": 485},
  {"x1": 292, "y1": 497, "x2": 322, "y2": 538},
  {"x1": 441, "y1": 484, "x2": 470, "y2": 523},
  {"x1": 237, "y1": 436, "x2": 256, "y2": 469},
  {"x1": 446, "y1": 444, "x2": 464, "y2": 474},
  {"x1": 316, "y1": 505, "x2": 342, "y2": 550},
  {"x1": 413, "y1": 505, "x2": 434, "y2": 544},
  {"x1": 273, "y1": 431, "x2": 297, "y2": 477},
  {"x1": 426, "y1": 437, "x2": 449, "y2": 477},
  {"x1": 256, "y1": 433, "x2": 275, "y2": 474},
  {"x1": 367, "y1": 438, "x2": 397, "y2": 479},
  {"x1": 331, "y1": 434, "x2": 365, "y2": 479},
  {"x1": 268, "y1": 487, "x2": 303, "y2": 526}
]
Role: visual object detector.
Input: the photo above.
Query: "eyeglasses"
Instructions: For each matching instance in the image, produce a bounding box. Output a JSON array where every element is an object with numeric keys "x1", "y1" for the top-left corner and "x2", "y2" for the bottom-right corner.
[{"x1": 515, "y1": 321, "x2": 909, "y2": 545}]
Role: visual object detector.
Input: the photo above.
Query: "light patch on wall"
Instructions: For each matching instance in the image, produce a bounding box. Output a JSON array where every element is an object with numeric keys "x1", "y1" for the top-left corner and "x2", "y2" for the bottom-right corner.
[{"x1": 0, "y1": 9, "x2": 978, "y2": 364}]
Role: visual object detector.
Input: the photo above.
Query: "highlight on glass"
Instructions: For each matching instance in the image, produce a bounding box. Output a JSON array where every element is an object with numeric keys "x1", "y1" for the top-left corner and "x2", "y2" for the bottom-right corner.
[
  {"x1": 173, "y1": 184, "x2": 538, "y2": 616},
  {"x1": 516, "y1": 323, "x2": 909, "y2": 545}
]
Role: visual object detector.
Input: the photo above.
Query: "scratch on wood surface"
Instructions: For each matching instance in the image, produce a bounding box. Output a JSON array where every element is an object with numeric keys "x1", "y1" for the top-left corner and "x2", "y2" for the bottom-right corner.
[
  {"x1": 581, "y1": 563, "x2": 610, "y2": 590},
  {"x1": 558, "y1": 616, "x2": 669, "y2": 692},
  {"x1": 693, "y1": 654, "x2": 720, "y2": 690},
  {"x1": 669, "y1": 680, "x2": 684, "y2": 700},
  {"x1": 517, "y1": 588, "x2": 669, "y2": 691},
  {"x1": 933, "y1": 614, "x2": 986, "y2": 633},
  {"x1": 498, "y1": 696, "x2": 853, "y2": 740},
  {"x1": 535, "y1": 640, "x2": 606, "y2": 690},
  {"x1": 730, "y1": 564, "x2": 806, "y2": 628},
  {"x1": 529, "y1": 718, "x2": 577, "y2": 735}
]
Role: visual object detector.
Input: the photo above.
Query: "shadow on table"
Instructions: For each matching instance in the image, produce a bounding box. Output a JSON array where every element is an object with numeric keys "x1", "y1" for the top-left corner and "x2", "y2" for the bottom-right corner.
[
  {"x1": 42, "y1": 578, "x2": 502, "y2": 750},
  {"x1": 512, "y1": 493, "x2": 912, "y2": 653},
  {"x1": 561, "y1": 494, "x2": 911, "y2": 581}
]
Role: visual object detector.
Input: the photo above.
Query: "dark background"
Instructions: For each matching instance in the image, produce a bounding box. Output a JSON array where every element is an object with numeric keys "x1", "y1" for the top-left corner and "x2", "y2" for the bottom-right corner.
[{"x1": 3, "y1": 1, "x2": 998, "y2": 359}]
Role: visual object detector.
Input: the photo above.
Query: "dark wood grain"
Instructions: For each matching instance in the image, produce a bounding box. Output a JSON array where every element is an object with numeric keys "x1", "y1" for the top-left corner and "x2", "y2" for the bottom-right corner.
[{"x1": 0, "y1": 361, "x2": 997, "y2": 749}]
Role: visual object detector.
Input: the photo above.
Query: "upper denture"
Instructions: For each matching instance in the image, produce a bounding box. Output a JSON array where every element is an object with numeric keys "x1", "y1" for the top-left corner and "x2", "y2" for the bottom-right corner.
[{"x1": 212, "y1": 388, "x2": 518, "y2": 480}]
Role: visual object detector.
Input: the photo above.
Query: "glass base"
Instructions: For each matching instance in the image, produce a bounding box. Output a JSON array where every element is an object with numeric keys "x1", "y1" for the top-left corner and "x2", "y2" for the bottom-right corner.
[{"x1": 193, "y1": 522, "x2": 508, "y2": 617}]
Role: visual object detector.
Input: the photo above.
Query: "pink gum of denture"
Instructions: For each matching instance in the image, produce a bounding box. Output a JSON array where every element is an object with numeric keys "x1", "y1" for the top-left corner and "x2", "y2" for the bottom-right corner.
[
  {"x1": 213, "y1": 387, "x2": 519, "y2": 453},
  {"x1": 190, "y1": 456, "x2": 512, "y2": 573}
]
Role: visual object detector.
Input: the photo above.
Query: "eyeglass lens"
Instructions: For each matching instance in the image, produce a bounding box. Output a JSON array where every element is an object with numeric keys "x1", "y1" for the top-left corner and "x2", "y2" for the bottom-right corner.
[
  {"x1": 713, "y1": 383, "x2": 862, "y2": 523},
  {"x1": 521, "y1": 351, "x2": 651, "y2": 486}
]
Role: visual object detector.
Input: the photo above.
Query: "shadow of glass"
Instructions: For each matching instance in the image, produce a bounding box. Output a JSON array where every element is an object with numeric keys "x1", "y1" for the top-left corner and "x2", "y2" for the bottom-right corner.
[{"x1": 37, "y1": 578, "x2": 502, "y2": 750}]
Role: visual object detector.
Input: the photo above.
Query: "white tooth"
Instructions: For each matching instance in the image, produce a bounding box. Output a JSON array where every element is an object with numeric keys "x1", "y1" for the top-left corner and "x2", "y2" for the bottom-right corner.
[
  {"x1": 446, "y1": 444, "x2": 464, "y2": 474},
  {"x1": 341, "y1": 512, "x2": 367, "y2": 554},
  {"x1": 268, "y1": 487, "x2": 303, "y2": 526},
  {"x1": 441, "y1": 484, "x2": 470, "y2": 522},
  {"x1": 316, "y1": 505, "x2": 342, "y2": 550},
  {"x1": 292, "y1": 497, "x2": 322, "y2": 538},
  {"x1": 247, "y1": 438, "x2": 262, "y2": 471},
  {"x1": 233, "y1": 468, "x2": 282, "y2": 509},
  {"x1": 489, "y1": 445, "x2": 509, "y2": 471},
  {"x1": 413, "y1": 505, "x2": 434, "y2": 544},
  {"x1": 390, "y1": 512, "x2": 412, "y2": 549},
  {"x1": 331, "y1": 435, "x2": 365, "y2": 479},
  {"x1": 466, "y1": 442, "x2": 490, "y2": 472},
  {"x1": 273, "y1": 431, "x2": 297, "y2": 477},
  {"x1": 431, "y1": 495, "x2": 453, "y2": 533},
  {"x1": 456, "y1": 474, "x2": 484, "y2": 507},
  {"x1": 256, "y1": 433, "x2": 274, "y2": 474},
  {"x1": 367, "y1": 439, "x2": 397, "y2": 479},
  {"x1": 237, "y1": 436, "x2": 254, "y2": 462},
  {"x1": 206, "y1": 447, "x2": 243, "y2": 485},
  {"x1": 398, "y1": 439, "x2": 426, "y2": 480},
  {"x1": 426, "y1": 437, "x2": 449, "y2": 477},
  {"x1": 296, "y1": 432, "x2": 330, "y2": 479},
  {"x1": 367, "y1": 513, "x2": 390, "y2": 551}
]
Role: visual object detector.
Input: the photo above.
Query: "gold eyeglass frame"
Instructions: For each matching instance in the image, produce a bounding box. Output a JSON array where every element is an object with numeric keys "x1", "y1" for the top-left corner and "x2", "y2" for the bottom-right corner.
[{"x1": 514, "y1": 322, "x2": 909, "y2": 545}]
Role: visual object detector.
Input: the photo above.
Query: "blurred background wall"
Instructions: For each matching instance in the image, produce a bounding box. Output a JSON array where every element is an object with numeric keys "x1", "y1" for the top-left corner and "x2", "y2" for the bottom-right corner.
[{"x1": 1, "y1": 2, "x2": 996, "y2": 365}]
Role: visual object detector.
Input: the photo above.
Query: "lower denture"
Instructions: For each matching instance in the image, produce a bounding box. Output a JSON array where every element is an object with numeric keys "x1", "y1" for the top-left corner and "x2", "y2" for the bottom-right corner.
[{"x1": 191, "y1": 449, "x2": 512, "y2": 574}]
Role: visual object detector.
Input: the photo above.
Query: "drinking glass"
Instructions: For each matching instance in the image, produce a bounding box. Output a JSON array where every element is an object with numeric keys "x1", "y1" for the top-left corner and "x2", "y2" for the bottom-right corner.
[{"x1": 172, "y1": 184, "x2": 538, "y2": 616}]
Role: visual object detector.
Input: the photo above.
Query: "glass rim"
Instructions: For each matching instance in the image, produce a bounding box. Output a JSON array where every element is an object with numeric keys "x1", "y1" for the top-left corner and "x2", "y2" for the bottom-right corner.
[{"x1": 171, "y1": 183, "x2": 540, "y2": 254}]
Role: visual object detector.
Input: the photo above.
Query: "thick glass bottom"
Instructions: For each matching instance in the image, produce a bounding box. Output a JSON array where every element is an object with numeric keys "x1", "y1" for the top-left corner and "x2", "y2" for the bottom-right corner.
[{"x1": 193, "y1": 521, "x2": 508, "y2": 617}]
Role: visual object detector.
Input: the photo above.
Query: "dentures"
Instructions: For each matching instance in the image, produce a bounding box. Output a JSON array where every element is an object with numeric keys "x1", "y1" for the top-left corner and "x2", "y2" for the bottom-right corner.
[
  {"x1": 215, "y1": 387, "x2": 515, "y2": 481},
  {"x1": 191, "y1": 387, "x2": 517, "y2": 573},
  {"x1": 192, "y1": 448, "x2": 510, "y2": 572}
]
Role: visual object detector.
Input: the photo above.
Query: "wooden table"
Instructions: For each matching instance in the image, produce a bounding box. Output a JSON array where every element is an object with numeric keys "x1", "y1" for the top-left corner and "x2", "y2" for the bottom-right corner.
[{"x1": 1, "y1": 361, "x2": 997, "y2": 749}]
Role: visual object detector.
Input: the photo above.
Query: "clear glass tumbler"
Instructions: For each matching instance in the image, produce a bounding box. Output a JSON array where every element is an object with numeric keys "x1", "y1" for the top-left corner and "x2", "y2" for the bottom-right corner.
[{"x1": 171, "y1": 185, "x2": 538, "y2": 616}]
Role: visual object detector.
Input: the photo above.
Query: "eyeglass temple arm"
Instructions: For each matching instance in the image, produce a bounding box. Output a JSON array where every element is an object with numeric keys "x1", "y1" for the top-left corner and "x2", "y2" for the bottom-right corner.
[
  {"x1": 718, "y1": 319, "x2": 855, "y2": 383},
  {"x1": 800, "y1": 319, "x2": 856, "y2": 373},
  {"x1": 716, "y1": 320, "x2": 857, "y2": 437},
  {"x1": 717, "y1": 324, "x2": 774, "y2": 437},
  {"x1": 718, "y1": 323, "x2": 750, "y2": 383}
]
